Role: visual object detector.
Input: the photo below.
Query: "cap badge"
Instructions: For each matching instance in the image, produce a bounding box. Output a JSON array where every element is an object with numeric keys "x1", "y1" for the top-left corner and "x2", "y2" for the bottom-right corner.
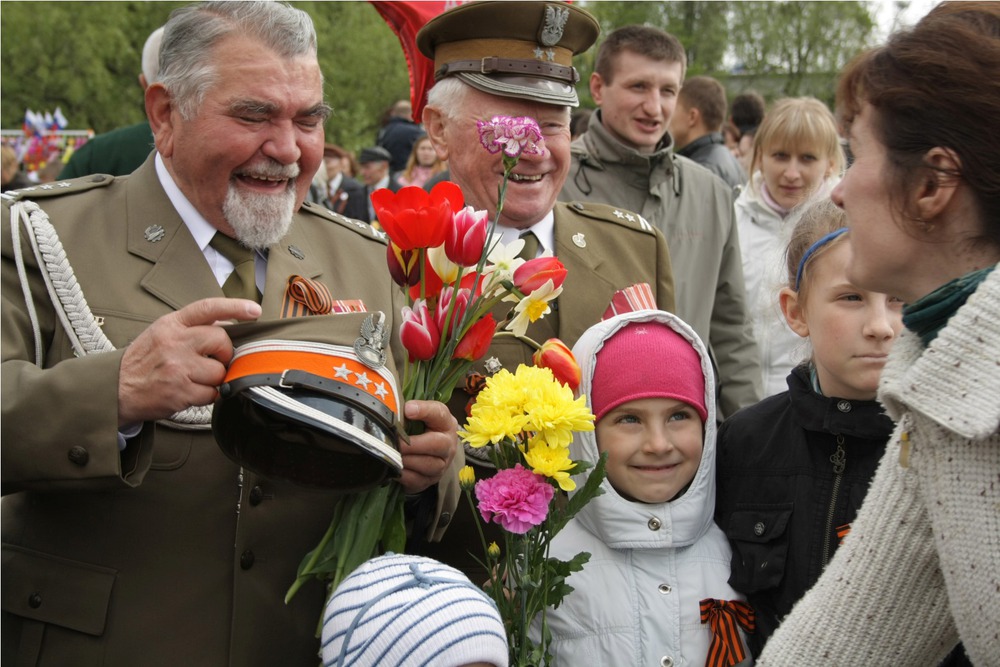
[
  {"x1": 354, "y1": 311, "x2": 388, "y2": 370},
  {"x1": 144, "y1": 224, "x2": 165, "y2": 243},
  {"x1": 572, "y1": 232, "x2": 587, "y2": 248},
  {"x1": 540, "y1": 5, "x2": 569, "y2": 46}
]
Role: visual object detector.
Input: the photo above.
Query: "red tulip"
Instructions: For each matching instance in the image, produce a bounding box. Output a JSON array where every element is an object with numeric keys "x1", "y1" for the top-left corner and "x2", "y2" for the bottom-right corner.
[
  {"x1": 533, "y1": 338, "x2": 581, "y2": 390},
  {"x1": 386, "y1": 242, "x2": 420, "y2": 287},
  {"x1": 453, "y1": 314, "x2": 496, "y2": 361},
  {"x1": 371, "y1": 181, "x2": 463, "y2": 251},
  {"x1": 513, "y1": 256, "x2": 567, "y2": 294},
  {"x1": 446, "y1": 206, "x2": 489, "y2": 267},
  {"x1": 399, "y1": 300, "x2": 440, "y2": 362}
]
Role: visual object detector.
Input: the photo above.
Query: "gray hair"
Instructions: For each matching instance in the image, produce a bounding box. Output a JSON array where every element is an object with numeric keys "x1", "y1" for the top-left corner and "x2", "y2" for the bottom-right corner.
[
  {"x1": 141, "y1": 26, "x2": 165, "y2": 84},
  {"x1": 158, "y1": 1, "x2": 319, "y2": 119},
  {"x1": 425, "y1": 78, "x2": 473, "y2": 122}
]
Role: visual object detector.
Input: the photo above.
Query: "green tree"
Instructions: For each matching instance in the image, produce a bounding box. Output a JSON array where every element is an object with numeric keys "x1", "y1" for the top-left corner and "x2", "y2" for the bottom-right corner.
[
  {"x1": 1, "y1": 1, "x2": 179, "y2": 133},
  {"x1": 728, "y1": 1, "x2": 876, "y2": 100},
  {"x1": 301, "y1": 1, "x2": 410, "y2": 152},
  {"x1": 1, "y1": 1, "x2": 410, "y2": 153}
]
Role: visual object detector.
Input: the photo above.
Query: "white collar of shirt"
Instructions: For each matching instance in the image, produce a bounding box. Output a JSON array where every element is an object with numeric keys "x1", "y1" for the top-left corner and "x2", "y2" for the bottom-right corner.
[
  {"x1": 498, "y1": 210, "x2": 555, "y2": 258},
  {"x1": 328, "y1": 172, "x2": 344, "y2": 195},
  {"x1": 155, "y1": 153, "x2": 265, "y2": 291}
]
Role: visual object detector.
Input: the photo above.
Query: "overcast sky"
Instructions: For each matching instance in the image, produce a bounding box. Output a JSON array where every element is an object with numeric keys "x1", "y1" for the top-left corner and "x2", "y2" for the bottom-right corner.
[{"x1": 872, "y1": 0, "x2": 941, "y2": 39}]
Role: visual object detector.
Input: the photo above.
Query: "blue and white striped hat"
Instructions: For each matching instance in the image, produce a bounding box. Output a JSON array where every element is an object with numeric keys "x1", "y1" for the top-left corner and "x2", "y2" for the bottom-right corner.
[{"x1": 321, "y1": 553, "x2": 509, "y2": 667}]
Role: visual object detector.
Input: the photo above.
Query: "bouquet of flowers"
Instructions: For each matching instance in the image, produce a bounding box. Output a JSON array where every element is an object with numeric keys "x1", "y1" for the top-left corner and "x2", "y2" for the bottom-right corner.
[
  {"x1": 286, "y1": 116, "x2": 582, "y2": 633},
  {"x1": 459, "y1": 362, "x2": 606, "y2": 666}
]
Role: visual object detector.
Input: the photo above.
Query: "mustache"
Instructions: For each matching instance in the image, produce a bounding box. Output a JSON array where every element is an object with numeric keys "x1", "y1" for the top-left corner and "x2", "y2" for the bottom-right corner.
[{"x1": 237, "y1": 160, "x2": 300, "y2": 182}]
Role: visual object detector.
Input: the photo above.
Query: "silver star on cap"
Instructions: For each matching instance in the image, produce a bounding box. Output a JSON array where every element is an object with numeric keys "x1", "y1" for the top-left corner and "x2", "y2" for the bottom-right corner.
[
  {"x1": 354, "y1": 372, "x2": 372, "y2": 389},
  {"x1": 333, "y1": 363, "x2": 353, "y2": 380},
  {"x1": 533, "y1": 47, "x2": 545, "y2": 60}
]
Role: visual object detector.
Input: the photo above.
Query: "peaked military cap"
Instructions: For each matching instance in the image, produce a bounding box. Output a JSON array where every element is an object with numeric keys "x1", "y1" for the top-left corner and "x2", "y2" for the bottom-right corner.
[
  {"x1": 416, "y1": 1, "x2": 600, "y2": 107},
  {"x1": 358, "y1": 146, "x2": 392, "y2": 164}
]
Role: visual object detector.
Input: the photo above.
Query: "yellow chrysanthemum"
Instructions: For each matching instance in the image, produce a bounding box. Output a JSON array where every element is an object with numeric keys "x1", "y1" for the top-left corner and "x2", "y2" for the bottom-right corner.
[
  {"x1": 524, "y1": 438, "x2": 576, "y2": 491},
  {"x1": 459, "y1": 404, "x2": 528, "y2": 448},
  {"x1": 487, "y1": 541, "x2": 501, "y2": 558},
  {"x1": 460, "y1": 364, "x2": 594, "y2": 453}
]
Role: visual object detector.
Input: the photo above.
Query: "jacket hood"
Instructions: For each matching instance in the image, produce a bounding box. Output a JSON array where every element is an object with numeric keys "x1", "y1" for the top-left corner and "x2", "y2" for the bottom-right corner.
[{"x1": 570, "y1": 309, "x2": 718, "y2": 549}]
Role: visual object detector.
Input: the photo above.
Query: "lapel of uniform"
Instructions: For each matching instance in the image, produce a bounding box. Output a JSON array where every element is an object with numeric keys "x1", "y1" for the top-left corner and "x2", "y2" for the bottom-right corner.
[
  {"x1": 552, "y1": 204, "x2": 605, "y2": 344},
  {"x1": 126, "y1": 158, "x2": 220, "y2": 310},
  {"x1": 261, "y1": 217, "x2": 324, "y2": 318}
]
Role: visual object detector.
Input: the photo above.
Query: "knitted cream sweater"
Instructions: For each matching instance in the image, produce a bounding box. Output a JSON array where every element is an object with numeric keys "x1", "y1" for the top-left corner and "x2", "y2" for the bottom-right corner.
[{"x1": 758, "y1": 265, "x2": 1000, "y2": 666}]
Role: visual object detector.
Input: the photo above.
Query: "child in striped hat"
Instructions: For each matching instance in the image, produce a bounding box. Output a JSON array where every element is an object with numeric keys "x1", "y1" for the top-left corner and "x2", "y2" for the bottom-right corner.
[{"x1": 321, "y1": 553, "x2": 508, "y2": 667}]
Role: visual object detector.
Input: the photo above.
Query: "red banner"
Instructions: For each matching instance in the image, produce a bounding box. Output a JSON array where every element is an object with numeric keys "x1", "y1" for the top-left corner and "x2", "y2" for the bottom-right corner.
[{"x1": 369, "y1": 1, "x2": 470, "y2": 122}]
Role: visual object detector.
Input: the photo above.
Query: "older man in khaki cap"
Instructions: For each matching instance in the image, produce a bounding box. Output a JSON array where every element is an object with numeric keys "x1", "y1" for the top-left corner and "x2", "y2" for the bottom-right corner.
[{"x1": 410, "y1": 0, "x2": 676, "y2": 579}]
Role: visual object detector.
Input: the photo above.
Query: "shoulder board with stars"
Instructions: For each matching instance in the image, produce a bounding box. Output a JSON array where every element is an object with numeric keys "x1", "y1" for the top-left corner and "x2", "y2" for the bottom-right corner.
[
  {"x1": 0, "y1": 174, "x2": 114, "y2": 203},
  {"x1": 562, "y1": 200, "x2": 656, "y2": 235},
  {"x1": 299, "y1": 200, "x2": 387, "y2": 244}
]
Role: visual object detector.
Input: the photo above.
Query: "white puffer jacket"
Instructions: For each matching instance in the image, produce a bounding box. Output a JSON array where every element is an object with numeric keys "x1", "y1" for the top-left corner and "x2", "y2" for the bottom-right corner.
[
  {"x1": 735, "y1": 174, "x2": 839, "y2": 397},
  {"x1": 534, "y1": 310, "x2": 751, "y2": 667}
]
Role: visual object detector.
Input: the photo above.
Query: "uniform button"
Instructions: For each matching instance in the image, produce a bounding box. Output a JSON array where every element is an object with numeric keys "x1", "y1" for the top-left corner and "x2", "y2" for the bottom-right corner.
[
  {"x1": 28, "y1": 593, "x2": 42, "y2": 609},
  {"x1": 754, "y1": 521, "x2": 766, "y2": 536},
  {"x1": 240, "y1": 550, "x2": 255, "y2": 570},
  {"x1": 658, "y1": 584, "x2": 672, "y2": 594},
  {"x1": 660, "y1": 656, "x2": 674, "y2": 667},
  {"x1": 572, "y1": 202, "x2": 585, "y2": 211},
  {"x1": 837, "y1": 400, "x2": 852, "y2": 413},
  {"x1": 647, "y1": 517, "x2": 662, "y2": 531},
  {"x1": 248, "y1": 486, "x2": 264, "y2": 506},
  {"x1": 68, "y1": 446, "x2": 89, "y2": 466},
  {"x1": 437, "y1": 512, "x2": 452, "y2": 528}
]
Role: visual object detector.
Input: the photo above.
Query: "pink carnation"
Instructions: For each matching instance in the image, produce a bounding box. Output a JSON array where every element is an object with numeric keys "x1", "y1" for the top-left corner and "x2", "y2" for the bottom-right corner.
[{"x1": 475, "y1": 464, "x2": 554, "y2": 534}]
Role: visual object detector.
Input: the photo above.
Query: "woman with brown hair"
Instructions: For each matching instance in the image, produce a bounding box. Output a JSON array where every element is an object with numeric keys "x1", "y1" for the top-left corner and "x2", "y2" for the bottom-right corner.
[{"x1": 758, "y1": 3, "x2": 1000, "y2": 665}]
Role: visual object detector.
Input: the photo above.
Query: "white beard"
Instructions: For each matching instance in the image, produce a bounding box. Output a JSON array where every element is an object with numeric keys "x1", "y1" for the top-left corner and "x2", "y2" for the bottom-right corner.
[{"x1": 223, "y1": 161, "x2": 299, "y2": 250}]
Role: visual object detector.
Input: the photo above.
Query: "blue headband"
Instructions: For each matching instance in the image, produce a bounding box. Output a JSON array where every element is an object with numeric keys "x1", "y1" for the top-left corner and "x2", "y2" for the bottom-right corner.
[{"x1": 794, "y1": 227, "x2": 848, "y2": 291}]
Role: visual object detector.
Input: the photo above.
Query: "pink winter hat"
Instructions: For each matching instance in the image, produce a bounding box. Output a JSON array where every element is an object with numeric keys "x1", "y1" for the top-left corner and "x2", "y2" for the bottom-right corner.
[{"x1": 591, "y1": 321, "x2": 707, "y2": 423}]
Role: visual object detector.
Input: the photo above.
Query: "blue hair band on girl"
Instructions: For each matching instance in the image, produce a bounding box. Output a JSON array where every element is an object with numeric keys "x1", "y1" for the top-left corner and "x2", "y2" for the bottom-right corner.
[{"x1": 794, "y1": 227, "x2": 848, "y2": 291}]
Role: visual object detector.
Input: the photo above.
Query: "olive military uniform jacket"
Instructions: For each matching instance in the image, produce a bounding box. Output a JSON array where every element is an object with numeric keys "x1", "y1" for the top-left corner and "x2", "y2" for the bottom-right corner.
[
  {"x1": 562, "y1": 113, "x2": 762, "y2": 419},
  {"x1": 413, "y1": 199, "x2": 676, "y2": 580},
  {"x1": 0, "y1": 157, "x2": 459, "y2": 666}
]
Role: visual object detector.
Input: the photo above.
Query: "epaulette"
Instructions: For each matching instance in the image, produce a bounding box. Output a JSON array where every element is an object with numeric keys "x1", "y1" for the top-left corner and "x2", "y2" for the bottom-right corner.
[
  {"x1": 299, "y1": 200, "x2": 388, "y2": 244},
  {"x1": 0, "y1": 174, "x2": 115, "y2": 202},
  {"x1": 560, "y1": 200, "x2": 656, "y2": 235}
]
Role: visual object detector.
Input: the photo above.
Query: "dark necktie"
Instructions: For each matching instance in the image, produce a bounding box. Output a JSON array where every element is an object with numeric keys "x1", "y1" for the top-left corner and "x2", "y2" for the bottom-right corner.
[
  {"x1": 517, "y1": 230, "x2": 539, "y2": 261},
  {"x1": 210, "y1": 233, "x2": 260, "y2": 302}
]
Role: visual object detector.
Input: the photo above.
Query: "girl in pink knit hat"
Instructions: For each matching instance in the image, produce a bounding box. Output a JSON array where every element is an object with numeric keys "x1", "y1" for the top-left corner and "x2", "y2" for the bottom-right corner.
[{"x1": 532, "y1": 309, "x2": 752, "y2": 667}]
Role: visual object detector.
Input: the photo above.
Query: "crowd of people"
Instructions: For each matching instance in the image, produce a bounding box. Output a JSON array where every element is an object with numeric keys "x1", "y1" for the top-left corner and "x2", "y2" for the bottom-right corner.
[{"x1": 2, "y1": 1, "x2": 997, "y2": 666}]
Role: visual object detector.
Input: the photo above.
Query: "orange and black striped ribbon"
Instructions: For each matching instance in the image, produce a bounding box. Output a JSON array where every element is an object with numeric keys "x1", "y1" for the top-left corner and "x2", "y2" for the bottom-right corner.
[
  {"x1": 699, "y1": 598, "x2": 755, "y2": 667},
  {"x1": 836, "y1": 523, "x2": 852, "y2": 544},
  {"x1": 281, "y1": 275, "x2": 334, "y2": 318}
]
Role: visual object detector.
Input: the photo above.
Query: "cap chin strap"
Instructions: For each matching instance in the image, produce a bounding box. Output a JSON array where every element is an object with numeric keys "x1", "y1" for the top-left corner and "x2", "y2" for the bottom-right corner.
[{"x1": 9, "y1": 198, "x2": 211, "y2": 430}]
